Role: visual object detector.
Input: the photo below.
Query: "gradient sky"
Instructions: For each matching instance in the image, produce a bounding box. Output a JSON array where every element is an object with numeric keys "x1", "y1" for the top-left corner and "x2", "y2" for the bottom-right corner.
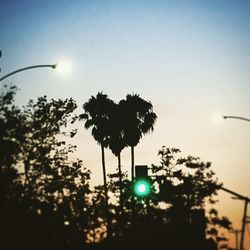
[{"x1": 1, "y1": 0, "x2": 250, "y2": 248}]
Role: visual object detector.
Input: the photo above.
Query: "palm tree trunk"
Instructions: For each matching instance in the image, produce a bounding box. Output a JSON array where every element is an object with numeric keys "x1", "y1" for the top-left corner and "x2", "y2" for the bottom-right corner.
[
  {"x1": 117, "y1": 152, "x2": 125, "y2": 234},
  {"x1": 130, "y1": 146, "x2": 135, "y2": 232},
  {"x1": 118, "y1": 153, "x2": 122, "y2": 183},
  {"x1": 117, "y1": 153, "x2": 123, "y2": 208},
  {"x1": 24, "y1": 159, "x2": 31, "y2": 193},
  {"x1": 101, "y1": 144, "x2": 111, "y2": 238},
  {"x1": 131, "y1": 146, "x2": 135, "y2": 181},
  {"x1": 101, "y1": 144, "x2": 107, "y2": 187}
]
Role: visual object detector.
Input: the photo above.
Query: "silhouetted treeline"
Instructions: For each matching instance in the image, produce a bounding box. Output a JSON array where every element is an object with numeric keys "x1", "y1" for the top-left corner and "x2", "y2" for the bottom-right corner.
[{"x1": 0, "y1": 85, "x2": 232, "y2": 250}]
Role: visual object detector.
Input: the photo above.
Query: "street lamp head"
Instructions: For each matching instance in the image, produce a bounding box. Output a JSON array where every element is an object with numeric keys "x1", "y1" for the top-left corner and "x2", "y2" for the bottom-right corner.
[
  {"x1": 211, "y1": 113, "x2": 224, "y2": 124},
  {"x1": 55, "y1": 61, "x2": 72, "y2": 75}
]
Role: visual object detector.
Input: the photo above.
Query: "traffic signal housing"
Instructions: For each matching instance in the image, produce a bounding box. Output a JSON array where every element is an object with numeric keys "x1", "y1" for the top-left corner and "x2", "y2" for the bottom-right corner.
[{"x1": 133, "y1": 165, "x2": 151, "y2": 197}]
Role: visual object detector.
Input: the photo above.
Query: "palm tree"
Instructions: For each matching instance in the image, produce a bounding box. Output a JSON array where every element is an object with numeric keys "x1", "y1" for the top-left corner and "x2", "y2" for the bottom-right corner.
[
  {"x1": 80, "y1": 92, "x2": 115, "y2": 236},
  {"x1": 108, "y1": 103, "x2": 126, "y2": 212},
  {"x1": 119, "y1": 94, "x2": 157, "y2": 181}
]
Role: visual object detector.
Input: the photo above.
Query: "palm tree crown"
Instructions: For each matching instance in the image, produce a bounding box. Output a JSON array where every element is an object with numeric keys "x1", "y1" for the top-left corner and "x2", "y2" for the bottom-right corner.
[
  {"x1": 107, "y1": 103, "x2": 126, "y2": 157},
  {"x1": 119, "y1": 94, "x2": 157, "y2": 180},
  {"x1": 120, "y1": 94, "x2": 157, "y2": 147},
  {"x1": 80, "y1": 92, "x2": 115, "y2": 148}
]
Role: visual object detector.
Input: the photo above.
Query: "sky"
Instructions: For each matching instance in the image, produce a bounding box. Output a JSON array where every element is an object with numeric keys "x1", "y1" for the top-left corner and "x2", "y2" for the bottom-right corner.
[{"x1": 1, "y1": 0, "x2": 250, "y2": 248}]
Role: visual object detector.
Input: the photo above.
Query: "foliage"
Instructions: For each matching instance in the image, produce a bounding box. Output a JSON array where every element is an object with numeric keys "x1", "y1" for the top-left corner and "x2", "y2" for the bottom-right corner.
[
  {"x1": 79, "y1": 92, "x2": 157, "y2": 233},
  {"x1": 1, "y1": 86, "x2": 233, "y2": 250},
  {"x1": 0, "y1": 85, "x2": 91, "y2": 249},
  {"x1": 103, "y1": 146, "x2": 232, "y2": 249},
  {"x1": 207, "y1": 208, "x2": 232, "y2": 249},
  {"x1": 119, "y1": 94, "x2": 157, "y2": 148},
  {"x1": 151, "y1": 146, "x2": 222, "y2": 209},
  {"x1": 79, "y1": 92, "x2": 115, "y2": 148},
  {"x1": 79, "y1": 92, "x2": 115, "y2": 237}
]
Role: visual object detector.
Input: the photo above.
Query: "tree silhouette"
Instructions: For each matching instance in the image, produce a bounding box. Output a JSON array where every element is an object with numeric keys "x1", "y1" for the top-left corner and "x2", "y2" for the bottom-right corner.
[
  {"x1": 101, "y1": 146, "x2": 232, "y2": 250},
  {"x1": 0, "y1": 85, "x2": 92, "y2": 250},
  {"x1": 1, "y1": 86, "x2": 233, "y2": 250},
  {"x1": 21, "y1": 95, "x2": 78, "y2": 192},
  {"x1": 148, "y1": 146, "x2": 230, "y2": 250},
  {"x1": 0, "y1": 85, "x2": 26, "y2": 181},
  {"x1": 151, "y1": 146, "x2": 221, "y2": 209},
  {"x1": 207, "y1": 208, "x2": 232, "y2": 249},
  {"x1": 119, "y1": 94, "x2": 157, "y2": 180},
  {"x1": 80, "y1": 92, "x2": 115, "y2": 236},
  {"x1": 107, "y1": 102, "x2": 127, "y2": 216}
]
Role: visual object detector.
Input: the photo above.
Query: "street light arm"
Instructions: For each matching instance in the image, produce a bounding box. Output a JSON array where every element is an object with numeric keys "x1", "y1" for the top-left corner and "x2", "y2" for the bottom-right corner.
[
  {"x1": 220, "y1": 186, "x2": 250, "y2": 202},
  {"x1": 223, "y1": 115, "x2": 250, "y2": 122},
  {"x1": 0, "y1": 64, "x2": 57, "y2": 81}
]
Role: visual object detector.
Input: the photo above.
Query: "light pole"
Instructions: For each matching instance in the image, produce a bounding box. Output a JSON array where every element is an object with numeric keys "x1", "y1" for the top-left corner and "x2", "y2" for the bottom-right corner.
[
  {"x1": 223, "y1": 115, "x2": 250, "y2": 122},
  {"x1": 220, "y1": 186, "x2": 250, "y2": 250},
  {"x1": 0, "y1": 64, "x2": 57, "y2": 81},
  {"x1": 223, "y1": 114, "x2": 249, "y2": 250}
]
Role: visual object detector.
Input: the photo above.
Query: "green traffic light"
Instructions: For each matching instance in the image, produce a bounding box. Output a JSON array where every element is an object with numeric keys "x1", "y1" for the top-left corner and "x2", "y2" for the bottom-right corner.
[{"x1": 134, "y1": 179, "x2": 151, "y2": 196}]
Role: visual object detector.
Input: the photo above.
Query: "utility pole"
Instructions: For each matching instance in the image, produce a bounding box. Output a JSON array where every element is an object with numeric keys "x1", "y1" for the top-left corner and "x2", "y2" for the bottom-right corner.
[
  {"x1": 230, "y1": 229, "x2": 241, "y2": 250},
  {"x1": 240, "y1": 200, "x2": 249, "y2": 250}
]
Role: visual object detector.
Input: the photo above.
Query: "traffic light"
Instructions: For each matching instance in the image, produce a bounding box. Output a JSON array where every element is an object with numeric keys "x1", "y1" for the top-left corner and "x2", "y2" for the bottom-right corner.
[
  {"x1": 133, "y1": 165, "x2": 151, "y2": 197},
  {"x1": 134, "y1": 179, "x2": 151, "y2": 196}
]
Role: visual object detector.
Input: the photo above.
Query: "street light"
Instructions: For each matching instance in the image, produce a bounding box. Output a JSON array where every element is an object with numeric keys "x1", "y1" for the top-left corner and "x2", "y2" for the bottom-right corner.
[
  {"x1": 223, "y1": 115, "x2": 250, "y2": 122},
  {"x1": 220, "y1": 186, "x2": 250, "y2": 250},
  {"x1": 0, "y1": 64, "x2": 57, "y2": 81},
  {"x1": 55, "y1": 61, "x2": 72, "y2": 75},
  {"x1": 222, "y1": 114, "x2": 249, "y2": 250}
]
